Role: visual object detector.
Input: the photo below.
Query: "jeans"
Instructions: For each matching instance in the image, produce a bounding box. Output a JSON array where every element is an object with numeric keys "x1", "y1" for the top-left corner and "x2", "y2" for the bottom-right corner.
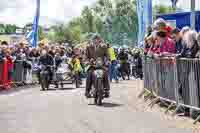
[{"x1": 109, "y1": 60, "x2": 119, "y2": 82}]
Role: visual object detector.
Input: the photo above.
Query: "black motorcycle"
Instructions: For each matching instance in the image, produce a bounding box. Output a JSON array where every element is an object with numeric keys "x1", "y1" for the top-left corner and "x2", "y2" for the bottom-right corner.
[
  {"x1": 91, "y1": 58, "x2": 106, "y2": 106},
  {"x1": 40, "y1": 65, "x2": 54, "y2": 91},
  {"x1": 94, "y1": 68, "x2": 104, "y2": 105}
]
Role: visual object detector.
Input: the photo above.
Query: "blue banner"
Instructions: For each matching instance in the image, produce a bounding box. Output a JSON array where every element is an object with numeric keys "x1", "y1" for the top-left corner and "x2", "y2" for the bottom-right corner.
[
  {"x1": 136, "y1": 0, "x2": 152, "y2": 44},
  {"x1": 26, "y1": 0, "x2": 40, "y2": 48}
]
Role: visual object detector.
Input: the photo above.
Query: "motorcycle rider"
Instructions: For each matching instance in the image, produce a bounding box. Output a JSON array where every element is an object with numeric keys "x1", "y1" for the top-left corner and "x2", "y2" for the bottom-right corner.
[
  {"x1": 85, "y1": 35, "x2": 110, "y2": 98},
  {"x1": 118, "y1": 48, "x2": 130, "y2": 80},
  {"x1": 69, "y1": 54, "x2": 83, "y2": 85},
  {"x1": 38, "y1": 50, "x2": 54, "y2": 89},
  {"x1": 134, "y1": 51, "x2": 143, "y2": 79}
]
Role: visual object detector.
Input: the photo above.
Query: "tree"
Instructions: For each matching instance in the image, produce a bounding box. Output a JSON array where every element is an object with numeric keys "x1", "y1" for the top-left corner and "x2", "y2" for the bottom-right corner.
[
  {"x1": 48, "y1": 24, "x2": 69, "y2": 42},
  {"x1": 47, "y1": 0, "x2": 138, "y2": 46},
  {"x1": 38, "y1": 26, "x2": 45, "y2": 41},
  {"x1": 153, "y1": 5, "x2": 175, "y2": 15},
  {"x1": 81, "y1": 6, "x2": 95, "y2": 33},
  {"x1": 4, "y1": 24, "x2": 17, "y2": 34}
]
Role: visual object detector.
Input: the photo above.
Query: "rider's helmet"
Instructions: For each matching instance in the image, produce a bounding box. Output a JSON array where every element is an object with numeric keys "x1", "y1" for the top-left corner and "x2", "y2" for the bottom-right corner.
[{"x1": 91, "y1": 34, "x2": 102, "y2": 45}]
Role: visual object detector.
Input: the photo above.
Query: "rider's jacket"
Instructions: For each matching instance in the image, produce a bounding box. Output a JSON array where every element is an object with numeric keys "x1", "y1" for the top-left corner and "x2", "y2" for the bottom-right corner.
[
  {"x1": 95, "y1": 45, "x2": 107, "y2": 60},
  {"x1": 107, "y1": 47, "x2": 116, "y2": 61},
  {"x1": 39, "y1": 54, "x2": 54, "y2": 66},
  {"x1": 69, "y1": 57, "x2": 82, "y2": 73},
  {"x1": 86, "y1": 45, "x2": 96, "y2": 60},
  {"x1": 118, "y1": 52, "x2": 128, "y2": 64},
  {"x1": 86, "y1": 44, "x2": 108, "y2": 60}
]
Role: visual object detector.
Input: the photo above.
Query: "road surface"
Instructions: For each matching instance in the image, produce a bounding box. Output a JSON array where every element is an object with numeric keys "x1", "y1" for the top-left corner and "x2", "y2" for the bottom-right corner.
[{"x1": 0, "y1": 80, "x2": 196, "y2": 133}]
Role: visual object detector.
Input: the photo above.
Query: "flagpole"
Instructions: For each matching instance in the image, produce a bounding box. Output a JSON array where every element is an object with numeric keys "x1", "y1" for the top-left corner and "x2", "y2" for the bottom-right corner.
[
  {"x1": 35, "y1": 0, "x2": 40, "y2": 47},
  {"x1": 25, "y1": 0, "x2": 40, "y2": 47},
  {"x1": 191, "y1": 0, "x2": 195, "y2": 30}
]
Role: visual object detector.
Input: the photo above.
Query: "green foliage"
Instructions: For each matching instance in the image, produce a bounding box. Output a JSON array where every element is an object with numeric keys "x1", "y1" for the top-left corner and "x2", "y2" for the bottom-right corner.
[
  {"x1": 0, "y1": 24, "x2": 17, "y2": 34},
  {"x1": 38, "y1": 26, "x2": 45, "y2": 41},
  {"x1": 153, "y1": 5, "x2": 175, "y2": 15},
  {"x1": 90, "y1": 0, "x2": 138, "y2": 46},
  {"x1": 48, "y1": 0, "x2": 138, "y2": 46},
  {"x1": 152, "y1": 5, "x2": 176, "y2": 21}
]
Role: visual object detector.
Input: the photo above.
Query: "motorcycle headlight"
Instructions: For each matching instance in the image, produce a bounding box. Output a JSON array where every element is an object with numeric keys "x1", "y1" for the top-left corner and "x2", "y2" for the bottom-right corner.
[{"x1": 95, "y1": 70, "x2": 104, "y2": 78}]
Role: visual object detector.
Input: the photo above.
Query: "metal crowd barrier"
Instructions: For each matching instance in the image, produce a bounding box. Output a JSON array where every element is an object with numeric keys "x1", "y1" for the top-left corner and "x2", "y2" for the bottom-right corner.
[
  {"x1": 13, "y1": 60, "x2": 25, "y2": 85},
  {"x1": 144, "y1": 57, "x2": 177, "y2": 100},
  {"x1": 0, "y1": 58, "x2": 40, "y2": 90},
  {"x1": 0, "y1": 59, "x2": 10, "y2": 89},
  {"x1": 143, "y1": 57, "x2": 200, "y2": 124}
]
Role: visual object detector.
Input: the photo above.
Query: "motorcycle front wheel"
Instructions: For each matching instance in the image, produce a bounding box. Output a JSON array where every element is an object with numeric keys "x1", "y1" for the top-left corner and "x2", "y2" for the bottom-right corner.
[
  {"x1": 95, "y1": 78, "x2": 103, "y2": 106},
  {"x1": 75, "y1": 73, "x2": 80, "y2": 88}
]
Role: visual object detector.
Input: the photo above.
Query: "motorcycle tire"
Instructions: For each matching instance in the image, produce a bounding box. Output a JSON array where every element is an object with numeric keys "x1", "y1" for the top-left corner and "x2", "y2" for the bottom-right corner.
[
  {"x1": 41, "y1": 80, "x2": 46, "y2": 91},
  {"x1": 46, "y1": 80, "x2": 50, "y2": 90},
  {"x1": 94, "y1": 97, "x2": 98, "y2": 104},
  {"x1": 60, "y1": 82, "x2": 64, "y2": 89},
  {"x1": 75, "y1": 74, "x2": 80, "y2": 88},
  {"x1": 96, "y1": 78, "x2": 103, "y2": 106},
  {"x1": 41, "y1": 78, "x2": 48, "y2": 91}
]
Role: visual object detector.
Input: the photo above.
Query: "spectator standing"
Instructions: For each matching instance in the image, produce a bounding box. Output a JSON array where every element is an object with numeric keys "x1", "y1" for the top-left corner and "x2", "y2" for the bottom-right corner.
[
  {"x1": 171, "y1": 28, "x2": 184, "y2": 54},
  {"x1": 196, "y1": 33, "x2": 200, "y2": 58},
  {"x1": 156, "y1": 30, "x2": 175, "y2": 56},
  {"x1": 182, "y1": 30, "x2": 199, "y2": 58},
  {"x1": 107, "y1": 43, "x2": 119, "y2": 83}
]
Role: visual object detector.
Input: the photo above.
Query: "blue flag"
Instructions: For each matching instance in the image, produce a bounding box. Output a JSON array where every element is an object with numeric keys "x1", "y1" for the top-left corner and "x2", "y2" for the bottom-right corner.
[
  {"x1": 26, "y1": 0, "x2": 40, "y2": 48},
  {"x1": 136, "y1": 0, "x2": 152, "y2": 44}
]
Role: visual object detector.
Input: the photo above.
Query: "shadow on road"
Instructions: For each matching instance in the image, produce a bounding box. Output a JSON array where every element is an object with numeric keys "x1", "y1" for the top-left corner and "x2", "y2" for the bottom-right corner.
[
  {"x1": 42, "y1": 87, "x2": 80, "y2": 91},
  {"x1": 0, "y1": 85, "x2": 39, "y2": 95},
  {"x1": 0, "y1": 85, "x2": 84, "y2": 95},
  {"x1": 101, "y1": 102, "x2": 123, "y2": 108},
  {"x1": 88, "y1": 102, "x2": 123, "y2": 108}
]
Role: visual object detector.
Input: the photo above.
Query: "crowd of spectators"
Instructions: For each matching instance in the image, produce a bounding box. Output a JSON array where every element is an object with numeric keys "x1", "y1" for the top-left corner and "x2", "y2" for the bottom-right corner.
[
  {"x1": 0, "y1": 40, "x2": 84, "y2": 89},
  {"x1": 144, "y1": 18, "x2": 200, "y2": 59},
  {"x1": 0, "y1": 41, "x2": 80, "y2": 62}
]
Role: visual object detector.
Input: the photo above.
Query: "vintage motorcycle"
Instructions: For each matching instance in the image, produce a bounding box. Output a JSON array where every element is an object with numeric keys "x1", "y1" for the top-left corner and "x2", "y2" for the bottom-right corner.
[
  {"x1": 91, "y1": 58, "x2": 106, "y2": 106},
  {"x1": 40, "y1": 65, "x2": 54, "y2": 91}
]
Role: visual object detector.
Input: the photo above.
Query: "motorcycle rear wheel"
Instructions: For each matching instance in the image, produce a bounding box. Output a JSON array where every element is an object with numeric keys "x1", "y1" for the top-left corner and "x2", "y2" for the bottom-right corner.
[
  {"x1": 75, "y1": 73, "x2": 80, "y2": 88},
  {"x1": 96, "y1": 78, "x2": 103, "y2": 106}
]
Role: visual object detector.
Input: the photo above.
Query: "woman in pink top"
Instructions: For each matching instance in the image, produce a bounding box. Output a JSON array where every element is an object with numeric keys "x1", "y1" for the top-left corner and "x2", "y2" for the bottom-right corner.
[{"x1": 156, "y1": 30, "x2": 175, "y2": 56}]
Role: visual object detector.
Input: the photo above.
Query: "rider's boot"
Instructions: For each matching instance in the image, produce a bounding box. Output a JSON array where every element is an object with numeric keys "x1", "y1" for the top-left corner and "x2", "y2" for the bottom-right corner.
[
  {"x1": 85, "y1": 90, "x2": 92, "y2": 98},
  {"x1": 104, "y1": 90, "x2": 110, "y2": 98}
]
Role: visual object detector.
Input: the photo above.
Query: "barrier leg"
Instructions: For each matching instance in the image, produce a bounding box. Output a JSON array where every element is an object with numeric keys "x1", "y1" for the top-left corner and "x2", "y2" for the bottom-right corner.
[
  {"x1": 148, "y1": 97, "x2": 160, "y2": 108},
  {"x1": 172, "y1": 105, "x2": 182, "y2": 116},
  {"x1": 138, "y1": 89, "x2": 146, "y2": 98},
  {"x1": 159, "y1": 100, "x2": 170, "y2": 107},
  {"x1": 144, "y1": 92, "x2": 152, "y2": 101},
  {"x1": 193, "y1": 115, "x2": 200, "y2": 124},
  {"x1": 11, "y1": 82, "x2": 17, "y2": 88},
  {"x1": 165, "y1": 103, "x2": 175, "y2": 114}
]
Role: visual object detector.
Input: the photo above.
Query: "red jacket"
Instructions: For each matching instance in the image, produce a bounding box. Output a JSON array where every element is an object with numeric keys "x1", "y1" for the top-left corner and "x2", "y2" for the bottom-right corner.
[
  {"x1": 159, "y1": 37, "x2": 175, "y2": 54},
  {"x1": 150, "y1": 46, "x2": 160, "y2": 54}
]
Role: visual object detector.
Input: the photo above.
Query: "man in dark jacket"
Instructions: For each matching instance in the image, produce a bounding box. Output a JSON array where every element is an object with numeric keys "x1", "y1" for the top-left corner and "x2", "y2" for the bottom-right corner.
[
  {"x1": 171, "y1": 28, "x2": 184, "y2": 54},
  {"x1": 85, "y1": 36, "x2": 110, "y2": 98},
  {"x1": 134, "y1": 51, "x2": 143, "y2": 79},
  {"x1": 86, "y1": 41, "x2": 96, "y2": 60},
  {"x1": 38, "y1": 50, "x2": 54, "y2": 85},
  {"x1": 118, "y1": 49, "x2": 130, "y2": 80}
]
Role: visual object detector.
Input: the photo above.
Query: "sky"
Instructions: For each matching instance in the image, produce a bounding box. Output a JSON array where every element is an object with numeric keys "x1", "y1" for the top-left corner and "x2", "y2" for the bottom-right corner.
[
  {"x1": 154, "y1": 0, "x2": 200, "y2": 10},
  {"x1": 0, "y1": 0, "x2": 200, "y2": 27},
  {"x1": 0, "y1": 0, "x2": 97, "y2": 27}
]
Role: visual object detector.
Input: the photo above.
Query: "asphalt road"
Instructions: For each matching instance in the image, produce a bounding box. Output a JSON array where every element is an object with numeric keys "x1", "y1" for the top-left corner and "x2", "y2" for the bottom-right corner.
[{"x1": 0, "y1": 80, "x2": 193, "y2": 133}]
